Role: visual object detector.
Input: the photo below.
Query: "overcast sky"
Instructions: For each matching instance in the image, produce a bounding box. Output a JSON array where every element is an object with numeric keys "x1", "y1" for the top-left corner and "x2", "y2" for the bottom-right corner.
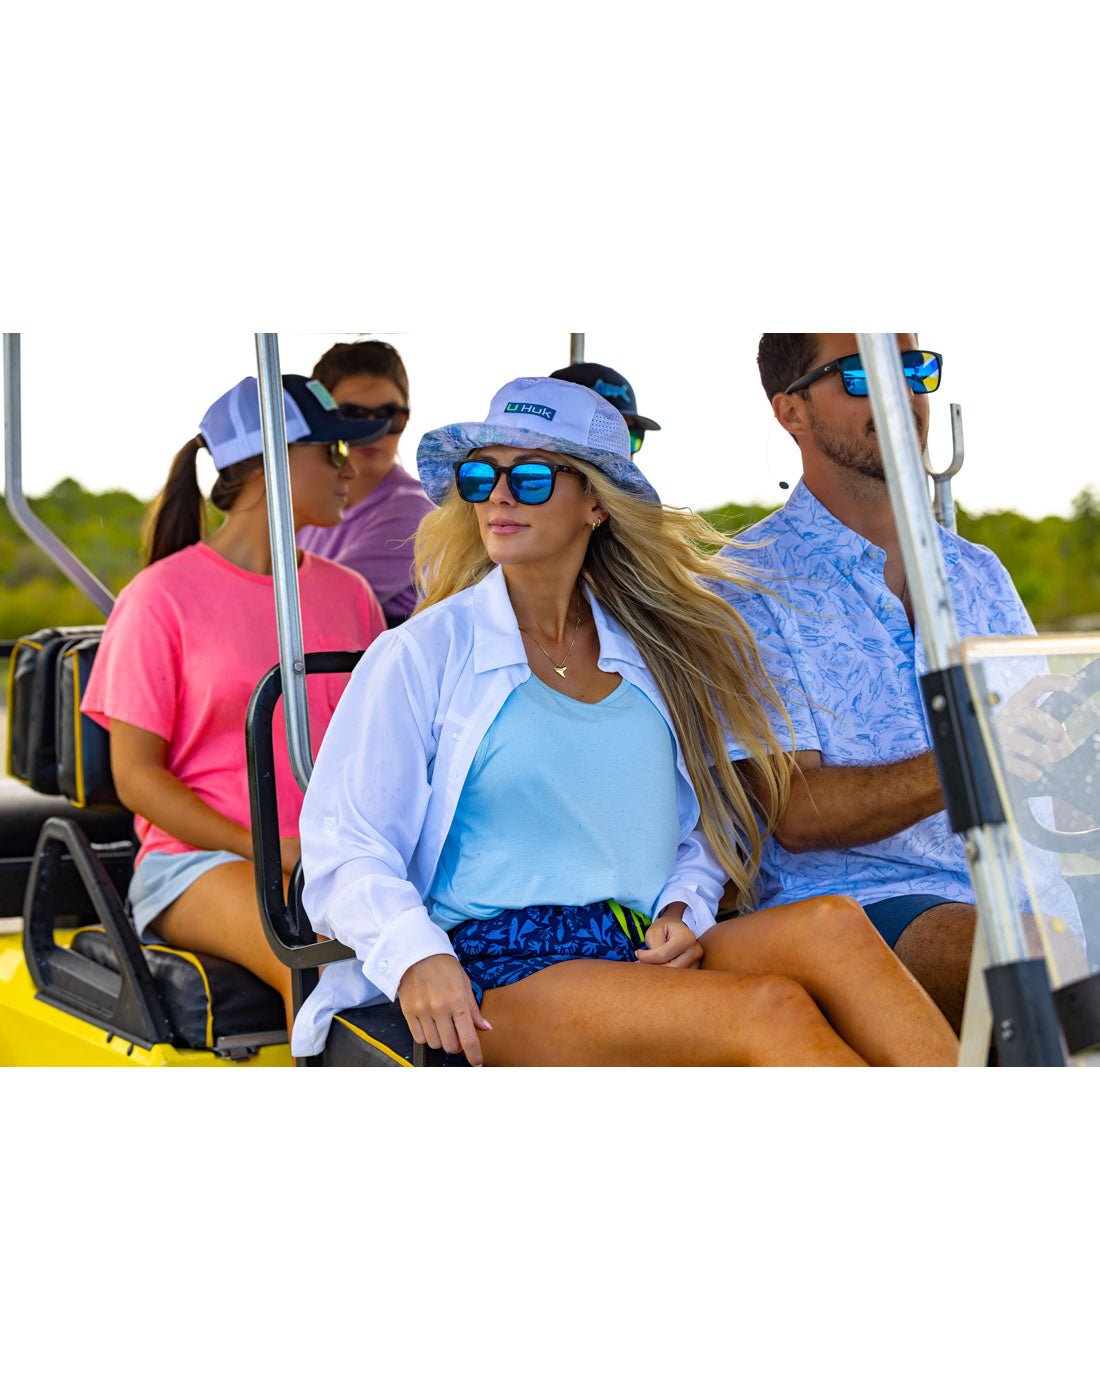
[{"x1": 9, "y1": 324, "x2": 1097, "y2": 520}]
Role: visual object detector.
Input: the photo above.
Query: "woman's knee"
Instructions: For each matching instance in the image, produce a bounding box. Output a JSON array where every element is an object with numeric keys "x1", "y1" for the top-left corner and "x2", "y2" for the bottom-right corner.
[
  {"x1": 739, "y1": 972, "x2": 820, "y2": 1027},
  {"x1": 799, "y1": 894, "x2": 882, "y2": 955}
]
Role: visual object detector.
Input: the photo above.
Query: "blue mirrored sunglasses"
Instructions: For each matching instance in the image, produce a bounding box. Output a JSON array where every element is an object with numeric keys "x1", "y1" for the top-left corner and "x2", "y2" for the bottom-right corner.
[
  {"x1": 785, "y1": 349, "x2": 943, "y2": 397},
  {"x1": 454, "y1": 458, "x2": 577, "y2": 505}
]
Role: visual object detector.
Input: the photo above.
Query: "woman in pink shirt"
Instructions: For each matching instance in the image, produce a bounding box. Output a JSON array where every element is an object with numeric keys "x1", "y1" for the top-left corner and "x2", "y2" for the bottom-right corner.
[
  {"x1": 81, "y1": 374, "x2": 388, "y2": 1030},
  {"x1": 296, "y1": 340, "x2": 433, "y2": 624}
]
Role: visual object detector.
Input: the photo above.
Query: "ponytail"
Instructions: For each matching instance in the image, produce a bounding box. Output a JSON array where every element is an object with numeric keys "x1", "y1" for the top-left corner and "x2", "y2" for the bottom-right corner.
[
  {"x1": 145, "y1": 436, "x2": 206, "y2": 565},
  {"x1": 144, "y1": 439, "x2": 264, "y2": 567}
]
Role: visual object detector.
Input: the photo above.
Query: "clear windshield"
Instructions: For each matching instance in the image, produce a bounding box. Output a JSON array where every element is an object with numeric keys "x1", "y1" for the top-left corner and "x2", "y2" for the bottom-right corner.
[{"x1": 958, "y1": 634, "x2": 1100, "y2": 995}]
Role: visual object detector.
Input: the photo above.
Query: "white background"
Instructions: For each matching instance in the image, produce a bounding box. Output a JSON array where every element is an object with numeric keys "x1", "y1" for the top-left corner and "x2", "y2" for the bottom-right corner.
[{"x1": 4, "y1": 2, "x2": 1097, "y2": 1395}]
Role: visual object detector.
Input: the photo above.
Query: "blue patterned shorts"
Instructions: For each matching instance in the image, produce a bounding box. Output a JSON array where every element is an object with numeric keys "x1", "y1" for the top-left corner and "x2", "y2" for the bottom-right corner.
[{"x1": 450, "y1": 900, "x2": 651, "y2": 1003}]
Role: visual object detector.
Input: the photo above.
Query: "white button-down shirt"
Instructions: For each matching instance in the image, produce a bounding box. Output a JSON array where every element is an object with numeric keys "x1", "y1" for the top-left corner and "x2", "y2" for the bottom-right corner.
[{"x1": 293, "y1": 565, "x2": 726, "y2": 1056}]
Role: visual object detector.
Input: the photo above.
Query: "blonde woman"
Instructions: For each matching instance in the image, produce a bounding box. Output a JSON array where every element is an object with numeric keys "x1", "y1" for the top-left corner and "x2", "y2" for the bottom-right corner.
[{"x1": 295, "y1": 378, "x2": 957, "y2": 1065}]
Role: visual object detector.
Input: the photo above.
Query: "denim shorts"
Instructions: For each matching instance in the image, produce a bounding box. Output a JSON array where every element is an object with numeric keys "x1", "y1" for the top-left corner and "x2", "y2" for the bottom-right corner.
[
  {"x1": 450, "y1": 900, "x2": 651, "y2": 1003},
  {"x1": 127, "y1": 849, "x2": 248, "y2": 941}
]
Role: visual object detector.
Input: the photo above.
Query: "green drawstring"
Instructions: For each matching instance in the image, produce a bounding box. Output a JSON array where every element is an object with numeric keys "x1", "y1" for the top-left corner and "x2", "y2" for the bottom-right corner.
[{"x1": 607, "y1": 900, "x2": 651, "y2": 948}]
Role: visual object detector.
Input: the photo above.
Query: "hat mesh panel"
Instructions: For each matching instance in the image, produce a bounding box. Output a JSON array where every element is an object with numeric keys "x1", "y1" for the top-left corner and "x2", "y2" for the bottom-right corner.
[{"x1": 585, "y1": 398, "x2": 632, "y2": 456}]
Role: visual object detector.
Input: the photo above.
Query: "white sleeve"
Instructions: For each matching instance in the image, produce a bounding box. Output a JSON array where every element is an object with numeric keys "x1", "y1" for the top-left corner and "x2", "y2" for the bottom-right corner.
[
  {"x1": 299, "y1": 632, "x2": 457, "y2": 1001},
  {"x1": 654, "y1": 823, "x2": 726, "y2": 937}
]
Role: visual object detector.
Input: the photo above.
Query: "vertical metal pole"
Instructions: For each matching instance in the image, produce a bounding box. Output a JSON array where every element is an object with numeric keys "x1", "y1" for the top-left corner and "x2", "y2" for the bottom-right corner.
[
  {"x1": 3, "y1": 333, "x2": 115, "y2": 616},
  {"x1": 254, "y1": 334, "x2": 312, "y2": 792},
  {"x1": 569, "y1": 333, "x2": 586, "y2": 365},
  {"x1": 858, "y1": 336, "x2": 1062, "y2": 1062}
]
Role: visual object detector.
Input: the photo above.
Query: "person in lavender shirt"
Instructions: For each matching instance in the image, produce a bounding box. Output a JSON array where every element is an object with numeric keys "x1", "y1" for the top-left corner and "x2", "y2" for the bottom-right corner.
[{"x1": 297, "y1": 341, "x2": 434, "y2": 625}]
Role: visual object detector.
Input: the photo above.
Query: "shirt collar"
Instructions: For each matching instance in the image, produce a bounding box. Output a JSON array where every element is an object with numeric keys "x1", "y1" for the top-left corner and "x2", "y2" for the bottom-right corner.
[
  {"x1": 471, "y1": 565, "x2": 644, "y2": 674},
  {"x1": 784, "y1": 476, "x2": 960, "y2": 574}
]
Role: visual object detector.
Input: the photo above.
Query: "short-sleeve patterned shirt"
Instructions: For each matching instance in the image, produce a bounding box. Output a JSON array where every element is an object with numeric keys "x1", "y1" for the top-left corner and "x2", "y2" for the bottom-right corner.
[{"x1": 716, "y1": 479, "x2": 1036, "y2": 910}]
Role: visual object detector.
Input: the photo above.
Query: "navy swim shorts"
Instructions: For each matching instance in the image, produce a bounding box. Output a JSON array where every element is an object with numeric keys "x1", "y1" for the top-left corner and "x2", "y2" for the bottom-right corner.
[
  {"x1": 450, "y1": 900, "x2": 651, "y2": 1003},
  {"x1": 861, "y1": 894, "x2": 962, "y2": 949}
]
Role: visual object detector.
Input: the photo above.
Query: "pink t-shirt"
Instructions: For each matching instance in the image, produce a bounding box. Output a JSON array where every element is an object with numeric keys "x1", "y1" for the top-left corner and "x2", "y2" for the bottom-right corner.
[{"x1": 81, "y1": 542, "x2": 385, "y2": 867}]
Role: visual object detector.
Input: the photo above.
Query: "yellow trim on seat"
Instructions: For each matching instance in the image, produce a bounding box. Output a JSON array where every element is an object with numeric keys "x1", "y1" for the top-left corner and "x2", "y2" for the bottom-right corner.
[
  {"x1": 143, "y1": 944, "x2": 215, "y2": 1048},
  {"x1": 62, "y1": 643, "x2": 87, "y2": 808},
  {"x1": 5, "y1": 637, "x2": 42, "y2": 784},
  {"x1": 332, "y1": 1014, "x2": 412, "y2": 1066}
]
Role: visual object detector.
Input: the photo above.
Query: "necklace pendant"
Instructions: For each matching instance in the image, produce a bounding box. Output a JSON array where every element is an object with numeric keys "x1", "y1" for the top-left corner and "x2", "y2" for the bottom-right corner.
[{"x1": 554, "y1": 664, "x2": 568, "y2": 678}]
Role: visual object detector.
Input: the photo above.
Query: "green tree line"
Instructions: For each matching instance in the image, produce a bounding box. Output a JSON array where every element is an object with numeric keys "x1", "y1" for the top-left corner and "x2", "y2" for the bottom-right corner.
[{"x1": 3, "y1": 478, "x2": 1100, "y2": 642}]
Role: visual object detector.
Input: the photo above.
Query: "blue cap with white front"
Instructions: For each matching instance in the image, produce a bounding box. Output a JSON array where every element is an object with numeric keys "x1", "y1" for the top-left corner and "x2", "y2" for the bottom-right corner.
[
  {"x1": 199, "y1": 374, "x2": 391, "y2": 471},
  {"x1": 416, "y1": 376, "x2": 661, "y2": 506}
]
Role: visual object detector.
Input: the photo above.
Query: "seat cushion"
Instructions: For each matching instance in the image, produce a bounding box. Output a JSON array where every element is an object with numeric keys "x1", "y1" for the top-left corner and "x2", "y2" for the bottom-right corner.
[
  {"x1": 73, "y1": 926, "x2": 285, "y2": 1050},
  {"x1": 323, "y1": 1003, "x2": 464, "y2": 1067}
]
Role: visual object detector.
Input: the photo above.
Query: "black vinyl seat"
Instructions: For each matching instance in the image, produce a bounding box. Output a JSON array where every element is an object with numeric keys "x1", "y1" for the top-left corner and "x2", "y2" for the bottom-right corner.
[
  {"x1": 321, "y1": 1002, "x2": 464, "y2": 1067},
  {"x1": 73, "y1": 926, "x2": 285, "y2": 1055},
  {"x1": 10, "y1": 628, "x2": 286, "y2": 1057}
]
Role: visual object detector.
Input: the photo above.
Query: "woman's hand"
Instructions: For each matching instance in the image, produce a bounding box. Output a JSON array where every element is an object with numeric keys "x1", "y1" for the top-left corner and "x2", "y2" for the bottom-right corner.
[
  {"x1": 397, "y1": 954, "x2": 493, "y2": 1066},
  {"x1": 279, "y1": 836, "x2": 302, "y2": 877},
  {"x1": 635, "y1": 906, "x2": 703, "y2": 969}
]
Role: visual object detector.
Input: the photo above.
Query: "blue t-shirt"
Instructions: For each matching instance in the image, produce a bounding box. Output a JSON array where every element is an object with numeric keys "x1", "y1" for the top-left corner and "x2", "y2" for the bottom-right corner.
[{"x1": 427, "y1": 675, "x2": 681, "y2": 928}]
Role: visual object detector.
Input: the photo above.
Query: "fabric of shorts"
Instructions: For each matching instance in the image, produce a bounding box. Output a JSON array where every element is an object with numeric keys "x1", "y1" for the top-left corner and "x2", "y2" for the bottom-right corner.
[
  {"x1": 861, "y1": 893, "x2": 962, "y2": 950},
  {"x1": 127, "y1": 849, "x2": 249, "y2": 942},
  {"x1": 449, "y1": 900, "x2": 651, "y2": 1003}
]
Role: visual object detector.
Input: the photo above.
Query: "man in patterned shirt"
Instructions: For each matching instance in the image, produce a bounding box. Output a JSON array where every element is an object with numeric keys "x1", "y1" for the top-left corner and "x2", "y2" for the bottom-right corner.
[{"x1": 718, "y1": 332, "x2": 1082, "y2": 1032}]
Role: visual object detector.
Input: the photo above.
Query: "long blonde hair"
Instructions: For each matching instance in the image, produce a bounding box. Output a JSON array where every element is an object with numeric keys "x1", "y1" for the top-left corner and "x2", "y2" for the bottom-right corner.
[{"x1": 414, "y1": 454, "x2": 793, "y2": 911}]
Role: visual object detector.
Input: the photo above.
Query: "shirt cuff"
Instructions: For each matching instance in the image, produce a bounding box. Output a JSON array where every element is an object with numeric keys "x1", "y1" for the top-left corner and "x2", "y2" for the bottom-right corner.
[
  {"x1": 330, "y1": 902, "x2": 457, "y2": 1002},
  {"x1": 655, "y1": 883, "x2": 718, "y2": 939}
]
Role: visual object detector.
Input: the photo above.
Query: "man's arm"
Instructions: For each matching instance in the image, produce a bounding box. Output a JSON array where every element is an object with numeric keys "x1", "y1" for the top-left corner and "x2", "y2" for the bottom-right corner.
[{"x1": 739, "y1": 750, "x2": 945, "y2": 853}]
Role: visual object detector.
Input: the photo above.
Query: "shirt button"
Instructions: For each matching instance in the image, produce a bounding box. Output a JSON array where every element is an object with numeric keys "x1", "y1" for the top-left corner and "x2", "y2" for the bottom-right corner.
[{"x1": 378, "y1": 958, "x2": 389, "y2": 973}]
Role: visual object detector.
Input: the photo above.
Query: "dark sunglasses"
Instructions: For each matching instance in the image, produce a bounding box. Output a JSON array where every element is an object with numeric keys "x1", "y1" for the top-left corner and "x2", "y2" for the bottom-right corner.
[
  {"x1": 336, "y1": 402, "x2": 410, "y2": 435},
  {"x1": 785, "y1": 349, "x2": 943, "y2": 397},
  {"x1": 328, "y1": 440, "x2": 350, "y2": 468},
  {"x1": 454, "y1": 457, "x2": 578, "y2": 505},
  {"x1": 629, "y1": 429, "x2": 645, "y2": 455}
]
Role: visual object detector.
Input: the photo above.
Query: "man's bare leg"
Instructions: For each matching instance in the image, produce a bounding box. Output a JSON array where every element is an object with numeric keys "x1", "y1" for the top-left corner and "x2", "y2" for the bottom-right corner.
[{"x1": 893, "y1": 903, "x2": 975, "y2": 1035}]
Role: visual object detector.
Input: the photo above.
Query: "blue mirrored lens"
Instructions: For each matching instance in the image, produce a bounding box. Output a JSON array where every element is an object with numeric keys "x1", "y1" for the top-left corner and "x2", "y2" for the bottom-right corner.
[
  {"x1": 901, "y1": 350, "x2": 941, "y2": 393},
  {"x1": 839, "y1": 355, "x2": 869, "y2": 396},
  {"x1": 509, "y1": 464, "x2": 555, "y2": 503},
  {"x1": 456, "y1": 461, "x2": 496, "y2": 500}
]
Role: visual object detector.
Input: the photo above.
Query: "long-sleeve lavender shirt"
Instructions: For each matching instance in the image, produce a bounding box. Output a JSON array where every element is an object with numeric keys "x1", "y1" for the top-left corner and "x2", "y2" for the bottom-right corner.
[{"x1": 297, "y1": 463, "x2": 434, "y2": 621}]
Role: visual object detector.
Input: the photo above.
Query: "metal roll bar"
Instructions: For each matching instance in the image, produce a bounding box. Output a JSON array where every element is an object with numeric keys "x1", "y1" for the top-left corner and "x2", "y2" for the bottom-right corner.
[
  {"x1": 2, "y1": 333, "x2": 115, "y2": 616},
  {"x1": 924, "y1": 401, "x2": 965, "y2": 533},
  {"x1": 858, "y1": 333, "x2": 1067, "y2": 1064},
  {"x1": 570, "y1": 333, "x2": 585, "y2": 365},
  {"x1": 254, "y1": 333, "x2": 313, "y2": 793}
]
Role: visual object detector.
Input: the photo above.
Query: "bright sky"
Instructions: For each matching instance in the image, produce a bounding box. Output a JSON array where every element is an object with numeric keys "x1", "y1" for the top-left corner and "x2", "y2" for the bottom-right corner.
[{"x1": 10, "y1": 325, "x2": 1097, "y2": 520}]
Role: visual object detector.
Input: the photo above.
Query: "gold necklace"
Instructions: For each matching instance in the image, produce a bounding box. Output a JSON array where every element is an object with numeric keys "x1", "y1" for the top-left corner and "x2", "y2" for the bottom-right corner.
[{"x1": 518, "y1": 595, "x2": 583, "y2": 678}]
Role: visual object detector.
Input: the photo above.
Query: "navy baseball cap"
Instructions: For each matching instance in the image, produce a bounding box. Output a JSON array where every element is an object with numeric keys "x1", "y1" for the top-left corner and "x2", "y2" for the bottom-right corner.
[
  {"x1": 199, "y1": 374, "x2": 392, "y2": 471},
  {"x1": 549, "y1": 362, "x2": 661, "y2": 432}
]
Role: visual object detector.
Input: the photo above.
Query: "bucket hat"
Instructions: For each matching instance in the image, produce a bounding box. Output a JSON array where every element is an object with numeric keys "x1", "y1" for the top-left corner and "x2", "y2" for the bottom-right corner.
[
  {"x1": 199, "y1": 374, "x2": 392, "y2": 471},
  {"x1": 417, "y1": 377, "x2": 660, "y2": 506}
]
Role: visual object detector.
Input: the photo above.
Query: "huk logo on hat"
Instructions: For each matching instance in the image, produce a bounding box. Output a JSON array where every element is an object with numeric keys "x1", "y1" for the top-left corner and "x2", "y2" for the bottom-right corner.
[
  {"x1": 594, "y1": 378, "x2": 629, "y2": 403},
  {"x1": 504, "y1": 401, "x2": 556, "y2": 422}
]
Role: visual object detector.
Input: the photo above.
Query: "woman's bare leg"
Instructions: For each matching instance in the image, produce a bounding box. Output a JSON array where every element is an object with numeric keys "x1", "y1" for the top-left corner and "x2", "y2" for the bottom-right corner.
[
  {"x1": 151, "y1": 861, "x2": 294, "y2": 1035},
  {"x1": 478, "y1": 960, "x2": 866, "y2": 1066},
  {"x1": 701, "y1": 896, "x2": 958, "y2": 1066}
]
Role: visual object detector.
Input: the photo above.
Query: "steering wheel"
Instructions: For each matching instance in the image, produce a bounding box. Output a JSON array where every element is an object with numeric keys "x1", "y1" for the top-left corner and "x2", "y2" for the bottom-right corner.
[{"x1": 1010, "y1": 657, "x2": 1100, "y2": 853}]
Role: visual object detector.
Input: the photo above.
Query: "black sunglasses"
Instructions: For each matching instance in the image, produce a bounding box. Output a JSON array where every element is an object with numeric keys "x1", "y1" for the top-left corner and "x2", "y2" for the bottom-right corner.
[
  {"x1": 454, "y1": 457, "x2": 578, "y2": 505},
  {"x1": 784, "y1": 350, "x2": 943, "y2": 397},
  {"x1": 337, "y1": 402, "x2": 411, "y2": 435}
]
